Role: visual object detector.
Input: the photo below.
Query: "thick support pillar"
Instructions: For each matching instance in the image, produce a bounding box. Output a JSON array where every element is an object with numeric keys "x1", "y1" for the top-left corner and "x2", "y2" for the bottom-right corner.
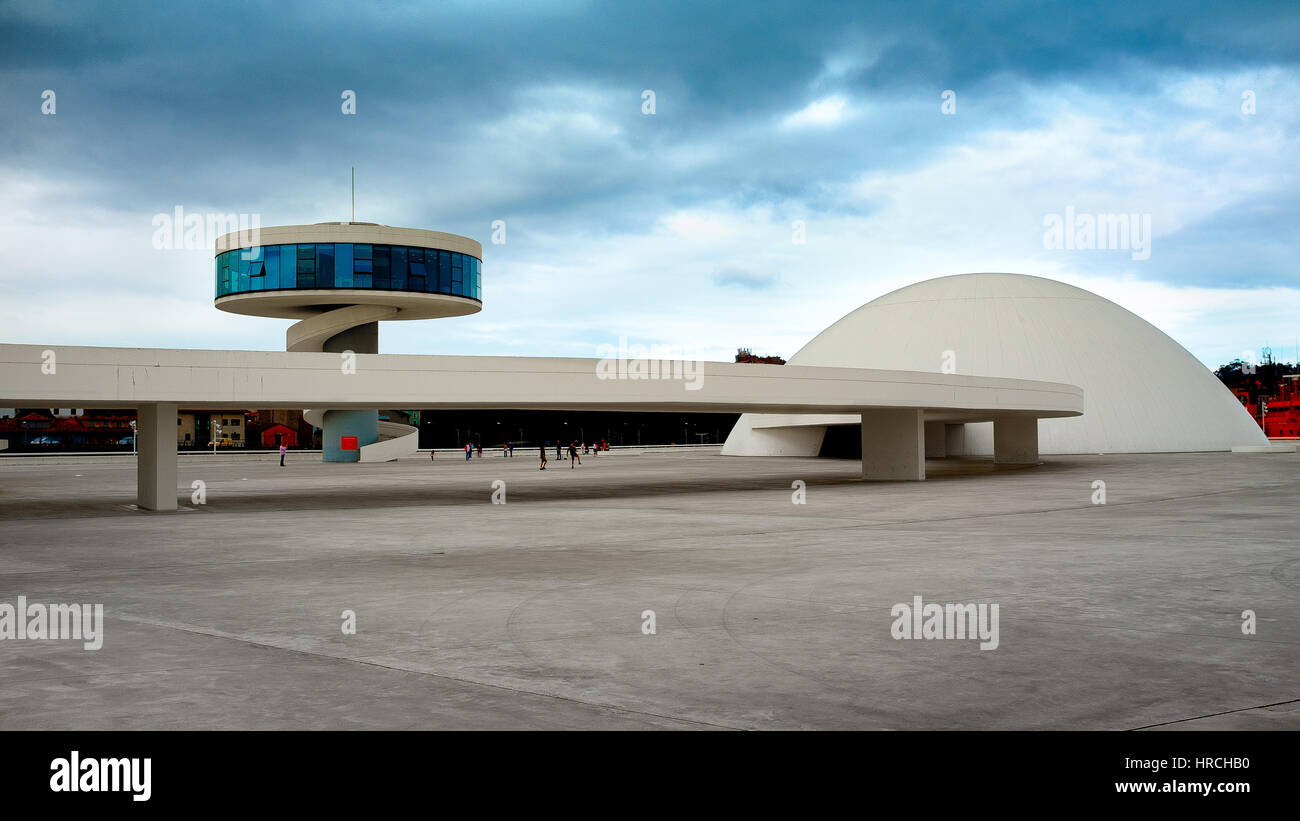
[
  {"x1": 861, "y1": 409, "x2": 925, "y2": 481},
  {"x1": 322, "y1": 321, "x2": 378, "y2": 356},
  {"x1": 321, "y1": 409, "x2": 380, "y2": 462},
  {"x1": 136, "y1": 403, "x2": 178, "y2": 511},
  {"x1": 320, "y1": 323, "x2": 379, "y2": 463},
  {"x1": 993, "y1": 416, "x2": 1039, "y2": 465},
  {"x1": 924, "y1": 421, "x2": 946, "y2": 458}
]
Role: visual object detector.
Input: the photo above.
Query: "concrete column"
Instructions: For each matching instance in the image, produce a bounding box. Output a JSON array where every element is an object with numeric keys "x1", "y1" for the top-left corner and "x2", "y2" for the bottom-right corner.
[
  {"x1": 993, "y1": 416, "x2": 1039, "y2": 465},
  {"x1": 322, "y1": 321, "x2": 378, "y2": 356},
  {"x1": 321, "y1": 322, "x2": 379, "y2": 463},
  {"x1": 944, "y1": 423, "x2": 966, "y2": 457},
  {"x1": 861, "y1": 409, "x2": 925, "y2": 481},
  {"x1": 136, "y1": 403, "x2": 178, "y2": 511},
  {"x1": 321, "y1": 409, "x2": 380, "y2": 462},
  {"x1": 924, "y1": 421, "x2": 946, "y2": 458}
]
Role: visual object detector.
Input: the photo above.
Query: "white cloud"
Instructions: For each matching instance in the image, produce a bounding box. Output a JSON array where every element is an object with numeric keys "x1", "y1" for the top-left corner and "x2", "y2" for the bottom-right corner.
[{"x1": 782, "y1": 95, "x2": 849, "y2": 129}]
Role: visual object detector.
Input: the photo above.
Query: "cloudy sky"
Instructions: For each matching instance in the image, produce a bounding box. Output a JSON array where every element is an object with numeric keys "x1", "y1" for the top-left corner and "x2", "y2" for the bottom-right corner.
[{"x1": 1, "y1": 0, "x2": 1297, "y2": 368}]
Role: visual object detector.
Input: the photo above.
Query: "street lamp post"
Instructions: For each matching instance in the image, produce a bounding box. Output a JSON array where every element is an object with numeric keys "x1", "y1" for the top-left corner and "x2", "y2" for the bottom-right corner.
[
  {"x1": 212, "y1": 420, "x2": 221, "y2": 456},
  {"x1": 130, "y1": 419, "x2": 136, "y2": 455}
]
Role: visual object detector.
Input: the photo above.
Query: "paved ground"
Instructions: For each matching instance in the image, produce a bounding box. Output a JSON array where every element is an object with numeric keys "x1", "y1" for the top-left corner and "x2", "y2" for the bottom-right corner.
[{"x1": 0, "y1": 448, "x2": 1297, "y2": 730}]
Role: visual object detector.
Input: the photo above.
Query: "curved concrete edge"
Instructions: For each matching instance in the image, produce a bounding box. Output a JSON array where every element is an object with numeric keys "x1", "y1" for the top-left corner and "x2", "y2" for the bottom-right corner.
[
  {"x1": 720, "y1": 414, "x2": 826, "y2": 456},
  {"x1": 287, "y1": 305, "x2": 398, "y2": 353},
  {"x1": 218, "y1": 290, "x2": 480, "y2": 321},
  {"x1": 750, "y1": 413, "x2": 857, "y2": 429},
  {"x1": 0, "y1": 341, "x2": 1086, "y2": 502},
  {"x1": 360, "y1": 420, "x2": 419, "y2": 462},
  {"x1": 0, "y1": 345, "x2": 1084, "y2": 416},
  {"x1": 215, "y1": 223, "x2": 483, "y2": 259}
]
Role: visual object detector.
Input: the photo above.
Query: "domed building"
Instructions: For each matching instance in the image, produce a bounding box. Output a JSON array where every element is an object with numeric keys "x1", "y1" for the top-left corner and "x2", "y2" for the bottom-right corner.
[{"x1": 723, "y1": 273, "x2": 1268, "y2": 456}]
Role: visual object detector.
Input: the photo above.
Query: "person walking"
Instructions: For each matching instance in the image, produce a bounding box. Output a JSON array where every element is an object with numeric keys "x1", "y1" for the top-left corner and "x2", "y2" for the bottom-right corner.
[
  {"x1": 508, "y1": 442, "x2": 514, "y2": 457},
  {"x1": 568, "y1": 441, "x2": 580, "y2": 468},
  {"x1": 556, "y1": 441, "x2": 562, "y2": 461},
  {"x1": 539, "y1": 443, "x2": 548, "y2": 470},
  {"x1": 430, "y1": 448, "x2": 435, "y2": 462},
  {"x1": 477, "y1": 442, "x2": 483, "y2": 458},
  {"x1": 279, "y1": 443, "x2": 287, "y2": 467},
  {"x1": 464, "y1": 442, "x2": 472, "y2": 461}
]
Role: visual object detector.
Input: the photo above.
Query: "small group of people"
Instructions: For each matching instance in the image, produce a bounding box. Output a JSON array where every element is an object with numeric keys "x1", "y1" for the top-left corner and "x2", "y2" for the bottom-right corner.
[
  {"x1": 427, "y1": 443, "x2": 487, "y2": 462},
  {"x1": 537, "y1": 440, "x2": 606, "y2": 470},
  {"x1": 425, "y1": 439, "x2": 607, "y2": 469},
  {"x1": 539, "y1": 440, "x2": 580, "y2": 470}
]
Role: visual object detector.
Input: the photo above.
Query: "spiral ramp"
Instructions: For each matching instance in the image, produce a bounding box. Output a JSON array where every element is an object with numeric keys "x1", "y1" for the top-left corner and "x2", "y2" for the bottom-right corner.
[{"x1": 289, "y1": 306, "x2": 419, "y2": 463}]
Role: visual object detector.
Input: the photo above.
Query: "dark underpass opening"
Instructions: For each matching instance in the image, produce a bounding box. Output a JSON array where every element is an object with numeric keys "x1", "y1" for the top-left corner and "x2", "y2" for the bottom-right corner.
[{"x1": 818, "y1": 424, "x2": 861, "y2": 459}]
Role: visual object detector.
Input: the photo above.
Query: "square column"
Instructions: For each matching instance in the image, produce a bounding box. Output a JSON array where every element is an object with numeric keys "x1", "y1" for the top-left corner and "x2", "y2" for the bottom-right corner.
[
  {"x1": 861, "y1": 409, "x2": 925, "y2": 481},
  {"x1": 993, "y1": 415, "x2": 1039, "y2": 465},
  {"x1": 137, "y1": 403, "x2": 178, "y2": 511}
]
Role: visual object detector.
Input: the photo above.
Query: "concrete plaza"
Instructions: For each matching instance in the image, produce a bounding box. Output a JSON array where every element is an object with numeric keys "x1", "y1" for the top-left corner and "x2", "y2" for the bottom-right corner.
[{"x1": 0, "y1": 448, "x2": 1297, "y2": 730}]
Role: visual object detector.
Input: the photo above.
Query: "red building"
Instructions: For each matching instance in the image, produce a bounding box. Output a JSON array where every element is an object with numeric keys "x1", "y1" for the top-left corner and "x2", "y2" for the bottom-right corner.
[
  {"x1": 0, "y1": 409, "x2": 134, "y2": 449},
  {"x1": 259, "y1": 423, "x2": 299, "y2": 448},
  {"x1": 1234, "y1": 374, "x2": 1300, "y2": 439}
]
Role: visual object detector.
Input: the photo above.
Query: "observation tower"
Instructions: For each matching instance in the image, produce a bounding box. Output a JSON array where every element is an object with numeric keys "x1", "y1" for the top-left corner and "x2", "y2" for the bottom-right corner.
[{"x1": 214, "y1": 222, "x2": 483, "y2": 461}]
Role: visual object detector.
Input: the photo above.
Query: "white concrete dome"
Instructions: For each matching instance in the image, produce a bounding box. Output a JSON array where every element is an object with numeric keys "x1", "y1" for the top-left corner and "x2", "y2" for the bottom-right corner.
[{"x1": 724, "y1": 273, "x2": 1267, "y2": 455}]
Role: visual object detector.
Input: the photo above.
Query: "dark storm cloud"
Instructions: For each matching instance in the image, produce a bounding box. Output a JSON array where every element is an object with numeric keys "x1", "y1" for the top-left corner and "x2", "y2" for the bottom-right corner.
[
  {"x1": 2, "y1": 1, "x2": 1291, "y2": 178},
  {"x1": 0, "y1": 0, "x2": 1296, "y2": 285}
]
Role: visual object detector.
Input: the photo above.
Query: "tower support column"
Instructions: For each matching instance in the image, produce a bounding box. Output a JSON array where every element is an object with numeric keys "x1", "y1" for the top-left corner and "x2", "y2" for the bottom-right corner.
[
  {"x1": 320, "y1": 322, "x2": 379, "y2": 463},
  {"x1": 322, "y1": 410, "x2": 380, "y2": 462}
]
